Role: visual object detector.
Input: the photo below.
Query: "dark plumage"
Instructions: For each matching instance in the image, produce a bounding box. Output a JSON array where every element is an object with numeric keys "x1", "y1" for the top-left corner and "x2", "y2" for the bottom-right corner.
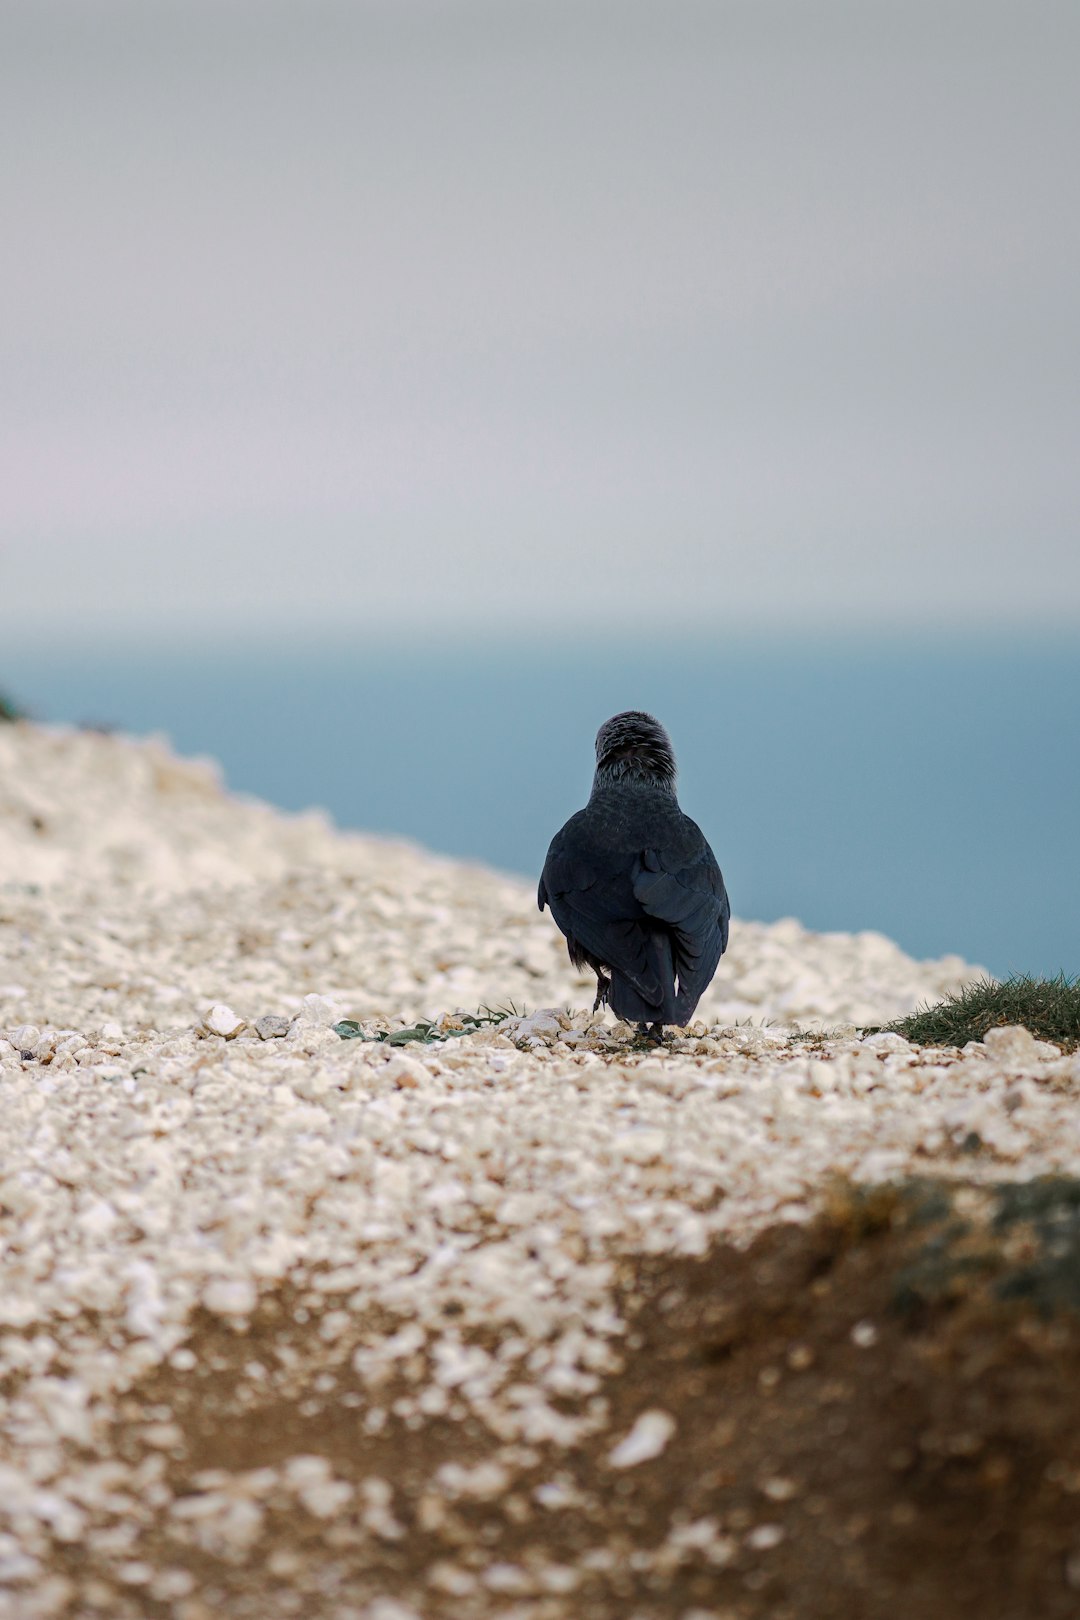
[{"x1": 538, "y1": 711, "x2": 730, "y2": 1039}]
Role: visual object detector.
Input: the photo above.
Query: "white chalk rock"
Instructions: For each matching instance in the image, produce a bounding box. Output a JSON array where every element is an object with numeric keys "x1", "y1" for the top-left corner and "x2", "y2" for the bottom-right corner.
[
  {"x1": 859, "y1": 1031, "x2": 911, "y2": 1053},
  {"x1": 202, "y1": 1277, "x2": 257, "y2": 1318},
  {"x1": 507, "y1": 1010, "x2": 563, "y2": 1045},
  {"x1": 608, "y1": 1408, "x2": 676, "y2": 1468},
  {"x1": 299, "y1": 1479, "x2": 354, "y2": 1518},
  {"x1": 300, "y1": 993, "x2": 340, "y2": 1027},
  {"x1": 982, "y1": 1025, "x2": 1055, "y2": 1063},
  {"x1": 365, "y1": 1600, "x2": 423, "y2": 1620},
  {"x1": 202, "y1": 1003, "x2": 245, "y2": 1039}
]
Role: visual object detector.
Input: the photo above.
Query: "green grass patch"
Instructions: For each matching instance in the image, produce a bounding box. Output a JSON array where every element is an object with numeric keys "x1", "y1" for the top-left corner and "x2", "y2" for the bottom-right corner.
[
  {"x1": 335, "y1": 1005, "x2": 522, "y2": 1046},
  {"x1": 888, "y1": 973, "x2": 1080, "y2": 1052}
]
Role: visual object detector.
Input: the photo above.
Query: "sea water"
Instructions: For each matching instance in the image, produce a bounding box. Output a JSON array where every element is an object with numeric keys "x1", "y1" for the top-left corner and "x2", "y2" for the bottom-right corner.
[{"x1": 5, "y1": 633, "x2": 1077, "y2": 980}]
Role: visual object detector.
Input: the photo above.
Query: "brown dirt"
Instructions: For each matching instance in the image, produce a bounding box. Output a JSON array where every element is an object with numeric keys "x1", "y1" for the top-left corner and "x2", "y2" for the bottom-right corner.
[{"x1": 54, "y1": 1179, "x2": 1080, "y2": 1619}]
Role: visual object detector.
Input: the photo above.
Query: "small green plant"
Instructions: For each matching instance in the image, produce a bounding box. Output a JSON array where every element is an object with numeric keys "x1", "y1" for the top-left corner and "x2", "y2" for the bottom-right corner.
[
  {"x1": 789, "y1": 1028, "x2": 845, "y2": 1049},
  {"x1": 335, "y1": 1004, "x2": 522, "y2": 1046},
  {"x1": 0, "y1": 690, "x2": 25, "y2": 723},
  {"x1": 888, "y1": 973, "x2": 1080, "y2": 1052}
]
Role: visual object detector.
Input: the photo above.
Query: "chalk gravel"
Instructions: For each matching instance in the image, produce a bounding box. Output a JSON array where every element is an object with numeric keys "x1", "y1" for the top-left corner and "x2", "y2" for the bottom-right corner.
[{"x1": 1, "y1": 722, "x2": 1078, "y2": 1617}]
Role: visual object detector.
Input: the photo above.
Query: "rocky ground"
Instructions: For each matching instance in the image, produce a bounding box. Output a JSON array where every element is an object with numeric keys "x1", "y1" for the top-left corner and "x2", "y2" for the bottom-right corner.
[{"x1": 2, "y1": 722, "x2": 1080, "y2": 1620}]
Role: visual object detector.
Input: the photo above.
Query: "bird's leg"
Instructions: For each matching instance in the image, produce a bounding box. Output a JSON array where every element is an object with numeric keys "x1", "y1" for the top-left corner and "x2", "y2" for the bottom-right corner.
[
  {"x1": 637, "y1": 1021, "x2": 667, "y2": 1046},
  {"x1": 592, "y1": 973, "x2": 611, "y2": 1012}
]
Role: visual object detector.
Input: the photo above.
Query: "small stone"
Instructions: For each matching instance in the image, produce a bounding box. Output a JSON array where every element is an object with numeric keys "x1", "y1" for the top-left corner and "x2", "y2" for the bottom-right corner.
[
  {"x1": 436, "y1": 1461, "x2": 509, "y2": 1500},
  {"x1": 427, "y1": 1562, "x2": 478, "y2": 1596},
  {"x1": 747, "y1": 1522, "x2": 785, "y2": 1550},
  {"x1": 150, "y1": 1570, "x2": 196, "y2": 1601},
  {"x1": 267, "y1": 1549, "x2": 303, "y2": 1577},
  {"x1": 299, "y1": 1478, "x2": 353, "y2": 1518},
  {"x1": 482, "y1": 1563, "x2": 532, "y2": 1593},
  {"x1": 300, "y1": 993, "x2": 340, "y2": 1026},
  {"x1": 538, "y1": 1564, "x2": 582, "y2": 1594},
  {"x1": 982, "y1": 1024, "x2": 1056, "y2": 1062},
  {"x1": 859, "y1": 1031, "x2": 910, "y2": 1053},
  {"x1": 143, "y1": 1422, "x2": 184, "y2": 1450},
  {"x1": 366, "y1": 1600, "x2": 423, "y2": 1620},
  {"x1": 608, "y1": 1409, "x2": 676, "y2": 1468},
  {"x1": 851, "y1": 1320, "x2": 878, "y2": 1349},
  {"x1": 116, "y1": 1562, "x2": 154, "y2": 1586},
  {"x1": 100, "y1": 1021, "x2": 124, "y2": 1042},
  {"x1": 254, "y1": 1014, "x2": 291, "y2": 1040},
  {"x1": 283, "y1": 1455, "x2": 332, "y2": 1487},
  {"x1": 202, "y1": 1003, "x2": 245, "y2": 1039},
  {"x1": 202, "y1": 1277, "x2": 257, "y2": 1317},
  {"x1": 508, "y1": 1010, "x2": 563, "y2": 1044}
]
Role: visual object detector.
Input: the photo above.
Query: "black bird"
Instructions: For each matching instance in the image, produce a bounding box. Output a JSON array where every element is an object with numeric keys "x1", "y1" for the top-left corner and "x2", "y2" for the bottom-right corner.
[{"x1": 538, "y1": 711, "x2": 730, "y2": 1040}]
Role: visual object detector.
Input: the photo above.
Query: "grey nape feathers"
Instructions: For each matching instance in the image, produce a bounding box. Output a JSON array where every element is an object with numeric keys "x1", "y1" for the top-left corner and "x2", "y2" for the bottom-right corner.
[{"x1": 538, "y1": 711, "x2": 730, "y2": 1039}]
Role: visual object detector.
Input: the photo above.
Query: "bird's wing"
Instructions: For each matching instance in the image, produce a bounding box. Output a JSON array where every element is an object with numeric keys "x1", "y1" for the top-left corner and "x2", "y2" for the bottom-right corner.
[
  {"x1": 541, "y1": 838, "x2": 666, "y2": 1005},
  {"x1": 631, "y1": 836, "x2": 730, "y2": 1018}
]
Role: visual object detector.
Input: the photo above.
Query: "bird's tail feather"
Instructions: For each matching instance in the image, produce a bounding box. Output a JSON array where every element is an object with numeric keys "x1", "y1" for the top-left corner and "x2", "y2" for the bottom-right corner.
[{"x1": 607, "y1": 931, "x2": 680, "y2": 1025}]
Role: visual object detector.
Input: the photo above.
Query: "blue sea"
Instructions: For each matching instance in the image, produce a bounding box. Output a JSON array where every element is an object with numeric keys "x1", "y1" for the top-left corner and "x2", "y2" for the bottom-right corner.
[{"x1": 5, "y1": 634, "x2": 1078, "y2": 980}]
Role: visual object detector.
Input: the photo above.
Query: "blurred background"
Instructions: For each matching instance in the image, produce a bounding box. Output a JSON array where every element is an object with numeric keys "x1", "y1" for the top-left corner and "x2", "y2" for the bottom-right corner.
[{"x1": 2, "y1": 0, "x2": 1078, "y2": 976}]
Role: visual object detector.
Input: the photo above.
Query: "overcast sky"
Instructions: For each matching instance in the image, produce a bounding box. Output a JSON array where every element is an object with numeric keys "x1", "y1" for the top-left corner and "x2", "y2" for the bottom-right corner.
[{"x1": 2, "y1": 0, "x2": 1078, "y2": 639}]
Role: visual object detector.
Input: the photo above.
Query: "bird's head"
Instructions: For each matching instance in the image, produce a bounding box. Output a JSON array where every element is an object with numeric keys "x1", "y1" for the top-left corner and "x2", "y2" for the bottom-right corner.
[{"x1": 593, "y1": 711, "x2": 677, "y2": 790}]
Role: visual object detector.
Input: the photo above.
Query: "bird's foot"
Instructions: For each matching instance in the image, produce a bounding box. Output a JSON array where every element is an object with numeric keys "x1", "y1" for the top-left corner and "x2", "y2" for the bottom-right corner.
[
  {"x1": 592, "y1": 975, "x2": 611, "y2": 1013},
  {"x1": 637, "y1": 1021, "x2": 667, "y2": 1047}
]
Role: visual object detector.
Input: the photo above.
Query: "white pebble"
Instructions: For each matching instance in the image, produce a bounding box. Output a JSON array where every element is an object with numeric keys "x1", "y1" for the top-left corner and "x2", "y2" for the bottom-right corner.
[
  {"x1": 202, "y1": 1003, "x2": 245, "y2": 1039},
  {"x1": 202, "y1": 1277, "x2": 257, "y2": 1318},
  {"x1": 982, "y1": 1024, "x2": 1057, "y2": 1062},
  {"x1": 859, "y1": 1031, "x2": 910, "y2": 1053},
  {"x1": 300, "y1": 993, "x2": 340, "y2": 1027},
  {"x1": 746, "y1": 1523, "x2": 785, "y2": 1550},
  {"x1": 608, "y1": 1409, "x2": 677, "y2": 1468}
]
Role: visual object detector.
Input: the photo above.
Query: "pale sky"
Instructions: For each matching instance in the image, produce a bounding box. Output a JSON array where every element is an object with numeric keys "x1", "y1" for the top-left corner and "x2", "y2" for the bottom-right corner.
[{"x1": 2, "y1": 0, "x2": 1078, "y2": 637}]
